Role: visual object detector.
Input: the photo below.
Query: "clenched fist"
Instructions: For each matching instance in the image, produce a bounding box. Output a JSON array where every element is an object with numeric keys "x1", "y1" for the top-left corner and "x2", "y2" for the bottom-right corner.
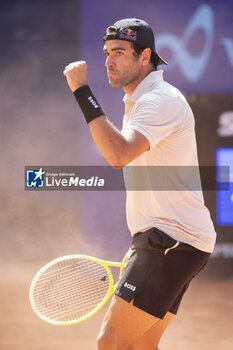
[{"x1": 63, "y1": 61, "x2": 87, "y2": 92}]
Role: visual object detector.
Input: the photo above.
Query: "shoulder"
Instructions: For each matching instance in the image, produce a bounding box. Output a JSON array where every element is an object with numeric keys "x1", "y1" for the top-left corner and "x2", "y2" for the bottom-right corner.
[{"x1": 137, "y1": 81, "x2": 191, "y2": 114}]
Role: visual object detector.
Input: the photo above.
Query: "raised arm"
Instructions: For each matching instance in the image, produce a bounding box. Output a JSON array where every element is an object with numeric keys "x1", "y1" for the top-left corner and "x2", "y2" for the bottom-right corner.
[{"x1": 63, "y1": 61, "x2": 149, "y2": 168}]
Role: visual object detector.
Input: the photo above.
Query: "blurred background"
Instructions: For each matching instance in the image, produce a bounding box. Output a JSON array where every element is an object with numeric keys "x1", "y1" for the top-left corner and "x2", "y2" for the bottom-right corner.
[{"x1": 0, "y1": 0, "x2": 232, "y2": 349}]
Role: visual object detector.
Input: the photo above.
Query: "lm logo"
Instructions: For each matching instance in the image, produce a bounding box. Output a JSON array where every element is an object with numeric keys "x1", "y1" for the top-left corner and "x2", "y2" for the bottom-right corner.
[{"x1": 26, "y1": 168, "x2": 45, "y2": 188}]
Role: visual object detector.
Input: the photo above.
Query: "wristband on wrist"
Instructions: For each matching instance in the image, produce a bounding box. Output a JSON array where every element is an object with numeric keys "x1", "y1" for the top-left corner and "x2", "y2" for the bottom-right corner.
[{"x1": 73, "y1": 85, "x2": 105, "y2": 124}]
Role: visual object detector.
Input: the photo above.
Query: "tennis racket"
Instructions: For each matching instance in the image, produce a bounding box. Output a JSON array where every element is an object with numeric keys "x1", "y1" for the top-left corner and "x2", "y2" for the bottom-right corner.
[{"x1": 29, "y1": 255, "x2": 125, "y2": 326}]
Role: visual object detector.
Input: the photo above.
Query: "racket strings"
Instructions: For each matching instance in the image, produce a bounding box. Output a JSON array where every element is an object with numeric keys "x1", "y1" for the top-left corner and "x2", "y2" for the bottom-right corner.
[{"x1": 32, "y1": 258, "x2": 110, "y2": 322}]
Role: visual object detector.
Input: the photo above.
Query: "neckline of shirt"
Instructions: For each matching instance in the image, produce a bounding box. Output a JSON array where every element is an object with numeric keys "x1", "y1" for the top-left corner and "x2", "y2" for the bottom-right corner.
[{"x1": 123, "y1": 70, "x2": 164, "y2": 104}]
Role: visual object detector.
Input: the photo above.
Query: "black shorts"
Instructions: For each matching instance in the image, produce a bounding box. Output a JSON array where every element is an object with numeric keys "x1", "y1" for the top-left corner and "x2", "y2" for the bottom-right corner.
[{"x1": 114, "y1": 227, "x2": 210, "y2": 320}]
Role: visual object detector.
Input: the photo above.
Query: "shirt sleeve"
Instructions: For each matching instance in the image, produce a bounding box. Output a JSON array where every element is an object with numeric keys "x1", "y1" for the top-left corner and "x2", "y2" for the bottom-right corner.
[{"x1": 122, "y1": 94, "x2": 182, "y2": 149}]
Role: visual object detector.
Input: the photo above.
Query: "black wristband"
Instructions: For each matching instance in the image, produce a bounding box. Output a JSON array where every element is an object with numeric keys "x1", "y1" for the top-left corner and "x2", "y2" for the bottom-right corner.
[{"x1": 73, "y1": 85, "x2": 105, "y2": 124}]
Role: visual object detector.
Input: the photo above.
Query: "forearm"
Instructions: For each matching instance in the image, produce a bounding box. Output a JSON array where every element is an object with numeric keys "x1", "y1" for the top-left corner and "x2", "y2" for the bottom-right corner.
[
  {"x1": 63, "y1": 61, "x2": 149, "y2": 167},
  {"x1": 88, "y1": 116, "x2": 130, "y2": 168}
]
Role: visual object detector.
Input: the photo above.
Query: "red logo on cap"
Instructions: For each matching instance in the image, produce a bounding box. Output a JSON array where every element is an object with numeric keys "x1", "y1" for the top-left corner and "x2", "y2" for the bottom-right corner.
[{"x1": 119, "y1": 28, "x2": 137, "y2": 41}]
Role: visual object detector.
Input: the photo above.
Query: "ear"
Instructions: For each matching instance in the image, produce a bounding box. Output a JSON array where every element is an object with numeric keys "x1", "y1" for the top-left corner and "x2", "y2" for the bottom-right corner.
[{"x1": 140, "y1": 48, "x2": 151, "y2": 66}]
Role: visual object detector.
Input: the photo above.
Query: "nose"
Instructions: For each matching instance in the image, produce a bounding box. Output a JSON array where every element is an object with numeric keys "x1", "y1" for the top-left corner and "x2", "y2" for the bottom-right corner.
[{"x1": 105, "y1": 54, "x2": 115, "y2": 68}]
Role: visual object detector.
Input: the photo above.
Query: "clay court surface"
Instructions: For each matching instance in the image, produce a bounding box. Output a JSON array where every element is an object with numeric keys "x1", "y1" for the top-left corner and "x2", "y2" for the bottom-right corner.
[{"x1": 0, "y1": 261, "x2": 232, "y2": 350}]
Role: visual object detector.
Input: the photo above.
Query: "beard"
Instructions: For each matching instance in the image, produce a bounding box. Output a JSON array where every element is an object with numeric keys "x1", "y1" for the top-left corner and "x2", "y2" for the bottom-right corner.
[{"x1": 107, "y1": 64, "x2": 142, "y2": 88}]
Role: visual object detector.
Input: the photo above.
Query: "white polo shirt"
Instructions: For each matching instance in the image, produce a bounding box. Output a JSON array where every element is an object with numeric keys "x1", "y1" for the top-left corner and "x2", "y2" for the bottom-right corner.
[{"x1": 121, "y1": 70, "x2": 216, "y2": 253}]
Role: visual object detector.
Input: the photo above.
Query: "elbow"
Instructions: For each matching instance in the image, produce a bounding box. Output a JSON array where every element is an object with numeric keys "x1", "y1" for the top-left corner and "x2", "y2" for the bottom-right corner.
[
  {"x1": 111, "y1": 164, "x2": 124, "y2": 169},
  {"x1": 108, "y1": 156, "x2": 129, "y2": 169},
  {"x1": 110, "y1": 161, "x2": 126, "y2": 170}
]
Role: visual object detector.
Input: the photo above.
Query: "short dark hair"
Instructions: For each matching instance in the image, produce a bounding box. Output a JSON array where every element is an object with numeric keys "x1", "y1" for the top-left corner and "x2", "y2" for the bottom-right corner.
[{"x1": 131, "y1": 42, "x2": 159, "y2": 70}]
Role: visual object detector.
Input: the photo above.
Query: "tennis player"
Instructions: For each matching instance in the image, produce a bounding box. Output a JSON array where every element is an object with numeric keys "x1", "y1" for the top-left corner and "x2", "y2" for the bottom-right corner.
[{"x1": 64, "y1": 18, "x2": 216, "y2": 350}]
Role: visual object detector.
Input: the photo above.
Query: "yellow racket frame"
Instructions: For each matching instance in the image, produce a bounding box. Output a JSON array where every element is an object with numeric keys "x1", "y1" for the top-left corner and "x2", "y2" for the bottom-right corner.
[{"x1": 29, "y1": 255, "x2": 126, "y2": 326}]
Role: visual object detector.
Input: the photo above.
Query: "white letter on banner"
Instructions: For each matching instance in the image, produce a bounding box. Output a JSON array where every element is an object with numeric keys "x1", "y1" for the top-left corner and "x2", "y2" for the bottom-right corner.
[{"x1": 221, "y1": 38, "x2": 233, "y2": 67}]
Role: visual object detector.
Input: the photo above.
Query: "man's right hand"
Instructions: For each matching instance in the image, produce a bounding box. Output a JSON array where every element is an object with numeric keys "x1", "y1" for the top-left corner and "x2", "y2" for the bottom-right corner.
[{"x1": 63, "y1": 61, "x2": 88, "y2": 92}]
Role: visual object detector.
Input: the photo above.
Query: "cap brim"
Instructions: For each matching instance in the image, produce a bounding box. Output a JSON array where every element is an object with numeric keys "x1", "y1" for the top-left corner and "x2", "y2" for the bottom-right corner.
[{"x1": 157, "y1": 54, "x2": 168, "y2": 66}]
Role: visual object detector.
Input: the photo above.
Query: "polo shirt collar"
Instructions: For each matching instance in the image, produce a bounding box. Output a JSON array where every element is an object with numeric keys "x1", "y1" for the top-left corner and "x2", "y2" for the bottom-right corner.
[{"x1": 123, "y1": 70, "x2": 164, "y2": 104}]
